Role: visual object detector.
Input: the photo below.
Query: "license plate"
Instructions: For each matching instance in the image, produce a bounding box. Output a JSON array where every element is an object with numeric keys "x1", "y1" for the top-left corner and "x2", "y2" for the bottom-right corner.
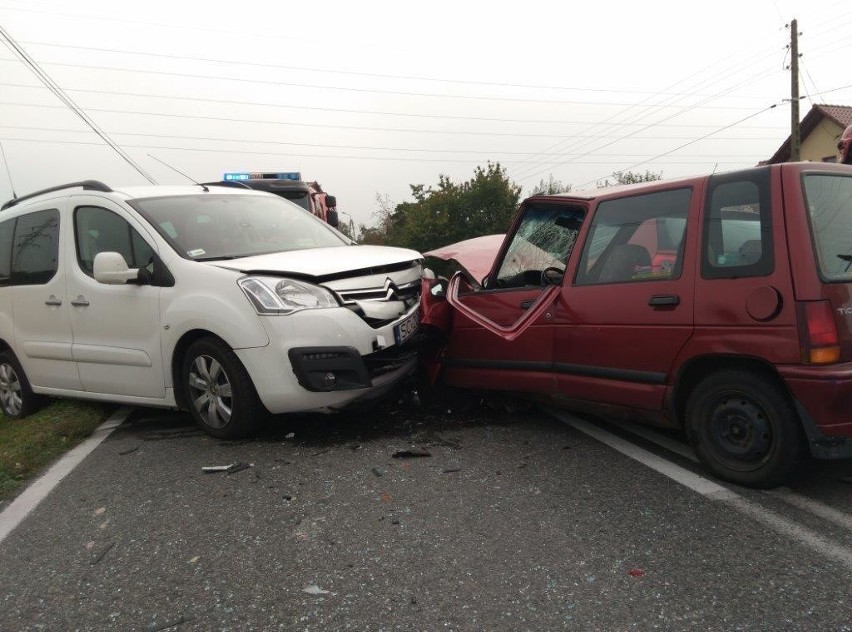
[{"x1": 393, "y1": 309, "x2": 420, "y2": 345}]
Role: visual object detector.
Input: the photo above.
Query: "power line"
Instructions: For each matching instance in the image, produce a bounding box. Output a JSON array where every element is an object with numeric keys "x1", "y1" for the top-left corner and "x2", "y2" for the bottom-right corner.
[
  {"x1": 575, "y1": 103, "x2": 779, "y2": 188},
  {"x1": 0, "y1": 98, "x2": 788, "y2": 137},
  {"x1": 0, "y1": 136, "x2": 759, "y2": 167},
  {"x1": 13, "y1": 40, "x2": 779, "y2": 102},
  {"x1": 0, "y1": 58, "x2": 769, "y2": 110},
  {"x1": 0, "y1": 124, "x2": 773, "y2": 158},
  {"x1": 0, "y1": 83, "x2": 790, "y2": 127},
  {"x1": 510, "y1": 45, "x2": 784, "y2": 180},
  {"x1": 0, "y1": 25, "x2": 156, "y2": 183}
]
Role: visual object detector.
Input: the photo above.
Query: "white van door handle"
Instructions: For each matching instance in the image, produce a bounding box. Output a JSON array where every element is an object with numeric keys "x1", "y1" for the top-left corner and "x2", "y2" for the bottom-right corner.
[
  {"x1": 71, "y1": 295, "x2": 90, "y2": 307},
  {"x1": 44, "y1": 295, "x2": 62, "y2": 306}
]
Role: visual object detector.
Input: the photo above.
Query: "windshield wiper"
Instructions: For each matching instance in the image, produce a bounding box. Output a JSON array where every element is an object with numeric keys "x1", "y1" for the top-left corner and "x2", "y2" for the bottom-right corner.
[{"x1": 194, "y1": 255, "x2": 241, "y2": 261}]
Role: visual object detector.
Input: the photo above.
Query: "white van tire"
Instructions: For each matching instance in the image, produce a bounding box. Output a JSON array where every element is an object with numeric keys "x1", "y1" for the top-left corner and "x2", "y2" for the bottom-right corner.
[{"x1": 181, "y1": 337, "x2": 265, "y2": 439}]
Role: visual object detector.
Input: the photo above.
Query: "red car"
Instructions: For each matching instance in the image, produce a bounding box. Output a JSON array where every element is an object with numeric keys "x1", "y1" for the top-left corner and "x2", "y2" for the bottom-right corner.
[{"x1": 422, "y1": 162, "x2": 852, "y2": 488}]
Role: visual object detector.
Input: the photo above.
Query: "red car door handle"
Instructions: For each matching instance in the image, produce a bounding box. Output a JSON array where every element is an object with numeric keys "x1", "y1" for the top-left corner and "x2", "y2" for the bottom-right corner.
[
  {"x1": 649, "y1": 294, "x2": 680, "y2": 306},
  {"x1": 520, "y1": 300, "x2": 534, "y2": 310}
]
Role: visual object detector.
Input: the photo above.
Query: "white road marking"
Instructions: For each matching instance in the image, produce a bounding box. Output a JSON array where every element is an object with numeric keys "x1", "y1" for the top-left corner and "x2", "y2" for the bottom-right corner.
[
  {"x1": 551, "y1": 410, "x2": 852, "y2": 571},
  {"x1": 769, "y1": 488, "x2": 852, "y2": 533},
  {"x1": 0, "y1": 406, "x2": 131, "y2": 545},
  {"x1": 611, "y1": 420, "x2": 699, "y2": 462}
]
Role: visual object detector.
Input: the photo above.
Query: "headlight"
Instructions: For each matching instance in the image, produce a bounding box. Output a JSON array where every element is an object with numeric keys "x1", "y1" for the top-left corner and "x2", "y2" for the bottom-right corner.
[{"x1": 238, "y1": 277, "x2": 338, "y2": 315}]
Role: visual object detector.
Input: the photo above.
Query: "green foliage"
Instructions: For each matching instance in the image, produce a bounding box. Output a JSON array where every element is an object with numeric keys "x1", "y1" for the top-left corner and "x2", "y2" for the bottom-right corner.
[
  {"x1": 0, "y1": 401, "x2": 110, "y2": 499},
  {"x1": 365, "y1": 163, "x2": 522, "y2": 252},
  {"x1": 597, "y1": 169, "x2": 663, "y2": 188},
  {"x1": 529, "y1": 174, "x2": 572, "y2": 195}
]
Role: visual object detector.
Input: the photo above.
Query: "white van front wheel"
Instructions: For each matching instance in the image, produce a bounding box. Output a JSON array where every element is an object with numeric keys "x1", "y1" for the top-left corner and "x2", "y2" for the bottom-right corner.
[{"x1": 182, "y1": 338, "x2": 264, "y2": 439}]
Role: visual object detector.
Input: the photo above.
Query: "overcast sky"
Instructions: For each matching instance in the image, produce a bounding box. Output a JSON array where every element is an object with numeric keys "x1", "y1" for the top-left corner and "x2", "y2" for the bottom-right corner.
[{"x1": 1, "y1": 0, "x2": 850, "y2": 230}]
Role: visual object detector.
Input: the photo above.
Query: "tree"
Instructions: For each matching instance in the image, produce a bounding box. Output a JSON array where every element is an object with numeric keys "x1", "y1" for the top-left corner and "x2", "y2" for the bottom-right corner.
[
  {"x1": 367, "y1": 163, "x2": 522, "y2": 252},
  {"x1": 530, "y1": 174, "x2": 572, "y2": 195},
  {"x1": 597, "y1": 169, "x2": 663, "y2": 188}
]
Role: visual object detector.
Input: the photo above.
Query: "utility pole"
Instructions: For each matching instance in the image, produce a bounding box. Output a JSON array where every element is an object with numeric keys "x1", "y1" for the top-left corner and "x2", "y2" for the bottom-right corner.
[{"x1": 789, "y1": 19, "x2": 801, "y2": 161}]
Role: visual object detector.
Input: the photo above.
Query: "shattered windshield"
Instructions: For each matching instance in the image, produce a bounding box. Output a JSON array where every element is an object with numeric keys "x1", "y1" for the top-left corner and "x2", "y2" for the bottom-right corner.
[
  {"x1": 130, "y1": 194, "x2": 347, "y2": 261},
  {"x1": 494, "y1": 203, "x2": 585, "y2": 288},
  {"x1": 803, "y1": 174, "x2": 852, "y2": 281}
]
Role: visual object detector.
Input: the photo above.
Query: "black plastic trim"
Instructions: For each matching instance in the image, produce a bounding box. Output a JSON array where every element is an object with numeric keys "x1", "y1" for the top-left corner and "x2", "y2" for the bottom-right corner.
[
  {"x1": 288, "y1": 346, "x2": 371, "y2": 392},
  {"x1": 444, "y1": 358, "x2": 666, "y2": 385}
]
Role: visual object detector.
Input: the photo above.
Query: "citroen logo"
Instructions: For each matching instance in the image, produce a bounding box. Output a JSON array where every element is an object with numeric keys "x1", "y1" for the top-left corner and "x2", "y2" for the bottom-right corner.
[{"x1": 383, "y1": 278, "x2": 402, "y2": 301}]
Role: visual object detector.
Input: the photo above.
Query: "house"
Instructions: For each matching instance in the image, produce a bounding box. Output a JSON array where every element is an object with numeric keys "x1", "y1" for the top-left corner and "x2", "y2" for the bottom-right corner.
[{"x1": 765, "y1": 104, "x2": 852, "y2": 164}]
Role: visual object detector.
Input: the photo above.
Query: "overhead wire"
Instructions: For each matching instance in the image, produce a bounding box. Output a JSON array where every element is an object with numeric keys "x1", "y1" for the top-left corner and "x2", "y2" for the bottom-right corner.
[
  {"x1": 0, "y1": 24, "x2": 156, "y2": 183},
  {"x1": 0, "y1": 136, "x2": 757, "y2": 167},
  {"x1": 576, "y1": 103, "x2": 780, "y2": 188},
  {"x1": 0, "y1": 124, "x2": 771, "y2": 159},
  {"x1": 0, "y1": 81, "x2": 784, "y2": 127},
  {"x1": 510, "y1": 41, "x2": 785, "y2": 180},
  {"x1": 0, "y1": 58, "x2": 769, "y2": 110},
  {"x1": 12, "y1": 40, "x2": 777, "y2": 101}
]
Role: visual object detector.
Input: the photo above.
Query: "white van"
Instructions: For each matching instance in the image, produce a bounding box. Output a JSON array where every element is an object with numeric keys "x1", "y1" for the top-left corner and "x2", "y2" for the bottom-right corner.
[{"x1": 0, "y1": 181, "x2": 422, "y2": 437}]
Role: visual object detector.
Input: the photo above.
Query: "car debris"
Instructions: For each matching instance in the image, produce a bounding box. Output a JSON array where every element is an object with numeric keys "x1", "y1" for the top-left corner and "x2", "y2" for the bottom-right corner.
[
  {"x1": 118, "y1": 446, "x2": 139, "y2": 456},
  {"x1": 391, "y1": 450, "x2": 431, "y2": 459},
  {"x1": 302, "y1": 584, "x2": 332, "y2": 596},
  {"x1": 201, "y1": 462, "x2": 252, "y2": 474},
  {"x1": 371, "y1": 467, "x2": 385, "y2": 477},
  {"x1": 145, "y1": 615, "x2": 191, "y2": 632}
]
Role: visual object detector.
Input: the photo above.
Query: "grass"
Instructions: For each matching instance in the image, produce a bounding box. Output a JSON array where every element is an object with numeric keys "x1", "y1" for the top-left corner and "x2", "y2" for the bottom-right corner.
[{"x1": 0, "y1": 400, "x2": 112, "y2": 501}]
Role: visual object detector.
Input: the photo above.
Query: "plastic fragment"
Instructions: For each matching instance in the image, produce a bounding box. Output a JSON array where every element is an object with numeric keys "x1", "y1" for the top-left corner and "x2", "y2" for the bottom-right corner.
[
  {"x1": 226, "y1": 462, "x2": 251, "y2": 474},
  {"x1": 392, "y1": 450, "x2": 431, "y2": 459},
  {"x1": 442, "y1": 468, "x2": 461, "y2": 474},
  {"x1": 302, "y1": 584, "x2": 331, "y2": 595},
  {"x1": 201, "y1": 462, "x2": 252, "y2": 474},
  {"x1": 284, "y1": 432, "x2": 295, "y2": 440},
  {"x1": 146, "y1": 615, "x2": 190, "y2": 632},
  {"x1": 372, "y1": 467, "x2": 385, "y2": 477},
  {"x1": 628, "y1": 568, "x2": 645, "y2": 577},
  {"x1": 118, "y1": 446, "x2": 139, "y2": 456},
  {"x1": 202, "y1": 464, "x2": 232, "y2": 473}
]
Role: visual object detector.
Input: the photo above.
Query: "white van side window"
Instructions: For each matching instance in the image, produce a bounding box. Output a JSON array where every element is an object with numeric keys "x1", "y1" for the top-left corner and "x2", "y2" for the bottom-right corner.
[
  {"x1": 0, "y1": 219, "x2": 13, "y2": 286},
  {"x1": 11, "y1": 209, "x2": 60, "y2": 286}
]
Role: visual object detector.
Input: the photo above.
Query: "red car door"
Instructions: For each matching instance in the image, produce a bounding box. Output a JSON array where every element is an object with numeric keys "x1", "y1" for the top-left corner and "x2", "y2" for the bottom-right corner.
[
  {"x1": 439, "y1": 201, "x2": 587, "y2": 395},
  {"x1": 551, "y1": 184, "x2": 701, "y2": 412}
]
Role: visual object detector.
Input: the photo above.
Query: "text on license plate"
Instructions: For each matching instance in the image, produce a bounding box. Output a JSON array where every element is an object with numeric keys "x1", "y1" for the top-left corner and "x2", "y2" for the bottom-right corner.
[{"x1": 393, "y1": 309, "x2": 420, "y2": 345}]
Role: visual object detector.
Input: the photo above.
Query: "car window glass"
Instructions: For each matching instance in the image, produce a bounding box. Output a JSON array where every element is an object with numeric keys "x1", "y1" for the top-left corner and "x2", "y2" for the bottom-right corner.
[
  {"x1": 702, "y1": 176, "x2": 773, "y2": 278},
  {"x1": 129, "y1": 194, "x2": 347, "y2": 260},
  {"x1": 802, "y1": 174, "x2": 852, "y2": 281},
  {"x1": 493, "y1": 204, "x2": 585, "y2": 289},
  {"x1": 11, "y1": 209, "x2": 59, "y2": 286},
  {"x1": 75, "y1": 206, "x2": 155, "y2": 275},
  {"x1": 0, "y1": 219, "x2": 14, "y2": 286},
  {"x1": 576, "y1": 188, "x2": 691, "y2": 285}
]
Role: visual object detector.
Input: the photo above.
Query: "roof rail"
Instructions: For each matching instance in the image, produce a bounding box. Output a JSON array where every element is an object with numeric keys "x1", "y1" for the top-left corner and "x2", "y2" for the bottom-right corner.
[{"x1": 1, "y1": 180, "x2": 112, "y2": 211}]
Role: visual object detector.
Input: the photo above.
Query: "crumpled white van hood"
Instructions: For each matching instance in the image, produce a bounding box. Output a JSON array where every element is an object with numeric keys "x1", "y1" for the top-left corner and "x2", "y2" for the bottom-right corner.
[{"x1": 207, "y1": 245, "x2": 422, "y2": 278}]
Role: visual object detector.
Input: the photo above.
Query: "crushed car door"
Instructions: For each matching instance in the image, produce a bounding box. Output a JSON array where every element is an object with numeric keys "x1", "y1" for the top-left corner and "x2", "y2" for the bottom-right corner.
[{"x1": 440, "y1": 202, "x2": 586, "y2": 395}]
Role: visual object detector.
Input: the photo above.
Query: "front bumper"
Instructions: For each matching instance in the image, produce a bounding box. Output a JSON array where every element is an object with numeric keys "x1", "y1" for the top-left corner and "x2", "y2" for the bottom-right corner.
[{"x1": 236, "y1": 303, "x2": 419, "y2": 414}]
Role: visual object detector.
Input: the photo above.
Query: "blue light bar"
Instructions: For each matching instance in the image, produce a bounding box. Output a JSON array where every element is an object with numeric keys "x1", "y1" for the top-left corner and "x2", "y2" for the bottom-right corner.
[{"x1": 223, "y1": 171, "x2": 302, "y2": 181}]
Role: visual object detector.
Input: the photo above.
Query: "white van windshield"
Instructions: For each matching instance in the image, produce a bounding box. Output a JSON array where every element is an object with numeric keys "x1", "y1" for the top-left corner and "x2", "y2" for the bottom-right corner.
[
  {"x1": 130, "y1": 194, "x2": 347, "y2": 260},
  {"x1": 803, "y1": 174, "x2": 852, "y2": 281}
]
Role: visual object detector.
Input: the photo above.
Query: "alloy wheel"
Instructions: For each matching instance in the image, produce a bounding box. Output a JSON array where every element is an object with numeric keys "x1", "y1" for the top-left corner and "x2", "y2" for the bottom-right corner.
[{"x1": 188, "y1": 354, "x2": 233, "y2": 429}]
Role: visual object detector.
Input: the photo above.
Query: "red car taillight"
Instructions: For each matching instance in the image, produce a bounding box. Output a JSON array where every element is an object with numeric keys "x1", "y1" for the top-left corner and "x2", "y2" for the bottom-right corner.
[{"x1": 798, "y1": 300, "x2": 840, "y2": 364}]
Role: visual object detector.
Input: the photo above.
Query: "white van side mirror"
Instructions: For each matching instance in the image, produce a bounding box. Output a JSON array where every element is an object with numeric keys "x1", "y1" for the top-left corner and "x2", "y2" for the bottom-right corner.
[{"x1": 93, "y1": 251, "x2": 139, "y2": 285}]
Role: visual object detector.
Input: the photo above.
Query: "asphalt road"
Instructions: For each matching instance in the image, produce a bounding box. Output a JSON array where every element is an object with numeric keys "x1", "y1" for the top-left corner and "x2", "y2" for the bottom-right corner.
[{"x1": 1, "y1": 395, "x2": 851, "y2": 631}]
